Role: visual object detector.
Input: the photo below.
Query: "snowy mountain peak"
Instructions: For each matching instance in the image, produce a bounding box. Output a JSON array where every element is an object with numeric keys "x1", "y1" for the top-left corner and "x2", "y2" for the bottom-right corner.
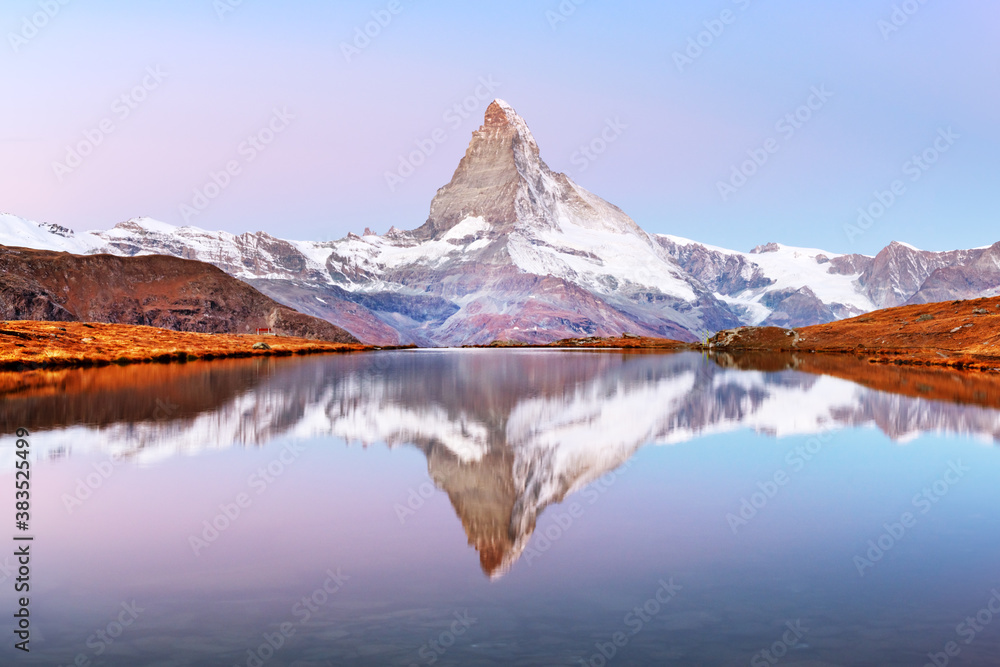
[
  {"x1": 484, "y1": 98, "x2": 538, "y2": 149},
  {"x1": 484, "y1": 98, "x2": 517, "y2": 124},
  {"x1": 0, "y1": 212, "x2": 89, "y2": 253},
  {"x1": 887, "y1": 240, "x2": 921, "y2": 252},
  {"x1": 416, "y1": 98, "x2": 652, "y2": 247},
  {"x1": 110, "y1": 217, "x2": 181, "y2": 236},
  {"x1": 486, "y1": 98, "x2": 514, "y2": 114},
  {"x1": 415, "y1": 99, "x2": 545, "y2": 240}
]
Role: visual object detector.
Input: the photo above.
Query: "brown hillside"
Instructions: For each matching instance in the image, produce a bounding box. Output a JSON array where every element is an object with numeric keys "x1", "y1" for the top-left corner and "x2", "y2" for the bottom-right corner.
[
  {"x1": 0, "y1": 244, "x2": 358, "y2": 343},
  {"x1": 708, "y1": 296, "x2": 1000, "y2": 370}
]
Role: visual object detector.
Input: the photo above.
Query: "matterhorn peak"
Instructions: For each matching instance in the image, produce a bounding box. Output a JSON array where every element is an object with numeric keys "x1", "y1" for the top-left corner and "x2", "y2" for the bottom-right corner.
[
  {"x1": 414, "y1": 99, "x2": 544, "y2": 239},
  {"x1": 482, "y1": 99, "x2": 537, "y2": 149},
  {"x1": 483, "y1": 98, "x2": 514, "y2": 124},
  {"x1": 410, "y1": 99, "x2": 646, "y2": 242}
]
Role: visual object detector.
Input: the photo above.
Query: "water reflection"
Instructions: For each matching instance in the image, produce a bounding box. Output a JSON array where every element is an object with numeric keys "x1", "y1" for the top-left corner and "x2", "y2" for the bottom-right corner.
[{"x1": 3, "y1": 350, "x2": 999, "y2": 580}]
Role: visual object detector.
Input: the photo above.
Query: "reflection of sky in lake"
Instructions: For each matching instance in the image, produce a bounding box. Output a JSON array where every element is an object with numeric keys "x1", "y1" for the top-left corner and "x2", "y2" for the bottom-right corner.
[{"x1": 2, "y1": 351, "x2": 1000, "y2": 665}]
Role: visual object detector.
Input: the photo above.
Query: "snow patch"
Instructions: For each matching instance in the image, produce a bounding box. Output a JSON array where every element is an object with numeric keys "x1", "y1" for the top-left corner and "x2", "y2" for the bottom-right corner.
[{"x1": 441, "y1": 216, "x2": 489, "y2": 242}]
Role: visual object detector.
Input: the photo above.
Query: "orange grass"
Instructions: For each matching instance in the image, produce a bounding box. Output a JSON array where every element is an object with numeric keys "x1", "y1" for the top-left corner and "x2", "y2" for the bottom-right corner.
[{"x1": 0, "y1": 320, "x2": 374, "y2": 370}]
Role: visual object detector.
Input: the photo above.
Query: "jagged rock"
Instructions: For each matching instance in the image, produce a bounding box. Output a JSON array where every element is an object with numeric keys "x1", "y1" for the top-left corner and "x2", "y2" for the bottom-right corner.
[{"x1": 750, "y1": 242, "x2": 780, "y2": 254}]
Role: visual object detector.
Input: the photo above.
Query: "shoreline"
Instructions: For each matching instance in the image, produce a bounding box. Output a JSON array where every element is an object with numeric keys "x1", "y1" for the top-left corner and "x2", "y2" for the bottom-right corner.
[
  {"x1": 477, "y1": 338, "x2": 1000, "y2": 372},
  {"x1": 476, "y1": 296, "x2": 1000, "y2": 373},
  {"x1": 0, "y1": 321, "x2": 409, "y2": 371},
  {"x1": 4, "y1": 291, "x2": 1000, "y2": 375}
]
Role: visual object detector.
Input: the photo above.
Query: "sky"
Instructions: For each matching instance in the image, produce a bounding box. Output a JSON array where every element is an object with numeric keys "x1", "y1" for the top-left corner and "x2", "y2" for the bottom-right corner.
[{"x1": 0, "y1": 0, "x2": 997, "y2": 256}]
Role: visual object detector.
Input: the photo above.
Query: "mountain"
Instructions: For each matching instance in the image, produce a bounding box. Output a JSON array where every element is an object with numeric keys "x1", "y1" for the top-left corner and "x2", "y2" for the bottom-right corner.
[
  {"x1": 2, "y1": 100, "x2": 997, "y2": 344},
  {"x1": 319, "y1": 99, "x2": 744, "y2": 344},
  {"x1": 6, "y1": 350, "x2": 1000, "y2": 577},
  {"x1": 0, "y1": 244, "x2": 358, "y2": 343},
  {"x1": 657, "y1": 237, "x2": 1000, "y2": 328}
]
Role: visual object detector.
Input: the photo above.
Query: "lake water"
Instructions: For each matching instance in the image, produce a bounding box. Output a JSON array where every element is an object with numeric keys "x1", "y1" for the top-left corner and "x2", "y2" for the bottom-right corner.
[{"x1": 2, "y1": 349, "x2": 1000, "y2": 666}]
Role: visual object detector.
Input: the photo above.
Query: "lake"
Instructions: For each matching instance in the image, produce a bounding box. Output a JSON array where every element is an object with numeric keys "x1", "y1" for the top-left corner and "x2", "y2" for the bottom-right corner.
[{"x1": 1, "y1": 349, "x2": 999, "y2": 666}]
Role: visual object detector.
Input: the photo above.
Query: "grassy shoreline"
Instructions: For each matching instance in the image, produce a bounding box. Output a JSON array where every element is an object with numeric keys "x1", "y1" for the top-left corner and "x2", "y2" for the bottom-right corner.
[
  {"x1": 5, "y1": 293, "x2": 1000, "y2": 374},
  {"x1": 478, "y1": 297, "x2": 1000, "y2": 373},
  {"x1": 0, "y1": 320, "x2": 390, "y2": 371}
]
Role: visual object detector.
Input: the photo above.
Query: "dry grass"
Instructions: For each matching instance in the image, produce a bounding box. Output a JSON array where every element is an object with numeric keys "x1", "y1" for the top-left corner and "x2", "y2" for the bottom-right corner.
[
  {"x1": 0, "y1": 320, "x2": 374, "y2": 370},
  {"x1": 704, "y1": 296, "x2": 1000, "y2": 372},
  {"x1": 481, "y1": 335, "x2": 691, "y2": 349},
  {"x1": 791, "y1": 296, "x2": 1000, "y2": 370}
]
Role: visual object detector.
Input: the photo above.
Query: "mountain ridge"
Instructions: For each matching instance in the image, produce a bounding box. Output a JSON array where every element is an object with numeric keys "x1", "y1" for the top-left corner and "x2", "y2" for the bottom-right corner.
[{"x1": 2, "y1": 100, "x2": 997, "y2": 345}]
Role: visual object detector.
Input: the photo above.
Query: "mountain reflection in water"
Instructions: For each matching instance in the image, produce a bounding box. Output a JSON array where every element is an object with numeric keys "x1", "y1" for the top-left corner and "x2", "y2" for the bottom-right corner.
[{"x1": 3, "y1": 349, "x2": 999, "y2": 578}]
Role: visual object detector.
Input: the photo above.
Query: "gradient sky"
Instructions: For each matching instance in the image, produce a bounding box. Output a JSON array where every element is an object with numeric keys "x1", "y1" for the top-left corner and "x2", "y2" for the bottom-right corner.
[{"x1": 1, "y1": 0, "x2": 997, "y2": 256}]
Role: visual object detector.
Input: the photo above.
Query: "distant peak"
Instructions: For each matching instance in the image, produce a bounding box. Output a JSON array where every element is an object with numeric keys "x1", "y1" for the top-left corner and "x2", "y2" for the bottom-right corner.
[{"x1": 113, "y1": 217, "x2": 179, "y2": 235}]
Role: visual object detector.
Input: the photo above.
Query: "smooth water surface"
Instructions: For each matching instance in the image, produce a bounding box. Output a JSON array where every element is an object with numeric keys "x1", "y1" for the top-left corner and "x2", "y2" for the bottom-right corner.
[{"x1": 1, "y1": 350, "x2": 999, "y2": 666}]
